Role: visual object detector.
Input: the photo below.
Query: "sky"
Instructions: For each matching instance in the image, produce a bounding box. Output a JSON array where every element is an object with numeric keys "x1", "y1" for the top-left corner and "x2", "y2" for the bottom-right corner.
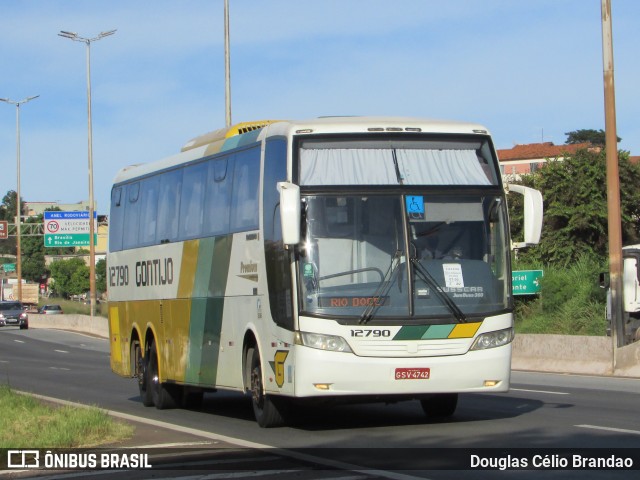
[{"x1": 1, "y1": 0, "x2": 639, "y2": 216}]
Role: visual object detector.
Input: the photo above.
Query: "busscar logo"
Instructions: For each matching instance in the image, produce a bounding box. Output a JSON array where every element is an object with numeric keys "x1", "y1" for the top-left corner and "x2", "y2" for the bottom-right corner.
[
  {"x1": 238, "y1": 261, "x2": 259, "y2": 282},
  {"x1": 8, "y1": 450, "x2": 39, "y2": 468}
]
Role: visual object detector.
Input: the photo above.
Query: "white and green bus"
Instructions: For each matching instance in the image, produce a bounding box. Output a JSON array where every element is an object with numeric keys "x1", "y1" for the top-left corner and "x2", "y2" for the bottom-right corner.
[{"x1": 108, "y1": 117, "x2": 542, "y2": 427}]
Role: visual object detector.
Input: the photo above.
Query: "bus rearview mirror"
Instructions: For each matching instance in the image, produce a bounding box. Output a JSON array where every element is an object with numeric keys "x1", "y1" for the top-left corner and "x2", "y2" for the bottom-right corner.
[
  {"x1": 507, "y1": 184, "x2": 543, "y2": 248},
  {"x1": 278, "y1": 182, "x2": 301, "y2": 245}
]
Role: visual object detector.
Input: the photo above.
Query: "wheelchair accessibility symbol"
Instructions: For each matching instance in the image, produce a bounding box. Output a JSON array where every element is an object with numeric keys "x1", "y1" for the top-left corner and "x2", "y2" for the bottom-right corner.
[{"x1": 406, "y1": 195, "x2": 425, "y2": 220}]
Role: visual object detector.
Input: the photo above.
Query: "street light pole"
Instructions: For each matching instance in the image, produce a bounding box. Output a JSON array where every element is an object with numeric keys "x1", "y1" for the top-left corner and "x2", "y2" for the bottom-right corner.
[
  {"x1": 59, "y1": 29, "x2": 115, "y2": 318},
  {"x1": 0, "y1": 95, "x2": 39, "y2": 304},
  {"x1": 224, "y1": 0, "x2": 232, "y2": 128}
]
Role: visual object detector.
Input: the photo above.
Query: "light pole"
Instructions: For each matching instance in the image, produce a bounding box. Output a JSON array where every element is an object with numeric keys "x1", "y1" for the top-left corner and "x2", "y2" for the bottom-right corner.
[
  {"x1": 224, "y1": 0, "x2": 232, "y2": 127},
  {"x1": 0, "y1": 95, "x2": 39, "y2": 303},
  {"x1": 59, "y1": 29, "x2": 115, "y2": 318}
]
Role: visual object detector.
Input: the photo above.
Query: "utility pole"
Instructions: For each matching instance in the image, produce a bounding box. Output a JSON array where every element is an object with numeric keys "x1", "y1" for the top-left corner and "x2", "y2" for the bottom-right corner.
[
  {"x1": 224, "y1": 0, "x2": 232, "y2": 128},
  {"x1": 600, "y1": 1, "x2": 625, "y2": 356},
  {"x1": 0, "y1": 95, "x2": 39, "y2": 304},
  {"x1": 59, "y1": 29, "x2": 116, "y2": 318}
]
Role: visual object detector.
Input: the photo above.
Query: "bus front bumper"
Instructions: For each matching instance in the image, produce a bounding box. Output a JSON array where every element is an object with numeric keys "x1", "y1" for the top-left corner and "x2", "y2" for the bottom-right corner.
[{"x1": 290, "y1": 343, "x2": 511, "y2": 398}]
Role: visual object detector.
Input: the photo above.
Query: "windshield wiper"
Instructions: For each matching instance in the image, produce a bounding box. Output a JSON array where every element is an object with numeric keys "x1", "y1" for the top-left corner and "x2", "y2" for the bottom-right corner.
[
  {"x1": 411, "y1": 258, "x2": 467, "y2": 323},
  {"x1": 359, "y1": 250, "x2": 403, "y2": 325}
]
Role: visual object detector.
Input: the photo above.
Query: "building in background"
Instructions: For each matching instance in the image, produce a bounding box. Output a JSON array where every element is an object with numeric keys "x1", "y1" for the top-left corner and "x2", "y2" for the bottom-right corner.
[
  {"x1": 497, "y1": 142, "x2": 593, "y2": 181},
  {"x1": 25, "y1": 200, "x2": 91, "y2": 217}
]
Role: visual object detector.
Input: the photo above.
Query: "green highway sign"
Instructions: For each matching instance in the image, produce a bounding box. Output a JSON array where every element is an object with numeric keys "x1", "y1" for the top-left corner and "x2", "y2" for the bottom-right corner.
[
  {"x1": 45, "y1": 233, "x2": 98, "y2": 248},
  {"x1": 44, "y1": 211, "x2": 97, "y2": 248},
  {"x1": 512, "y1": 269, "x2": 543, "y2": 295}
]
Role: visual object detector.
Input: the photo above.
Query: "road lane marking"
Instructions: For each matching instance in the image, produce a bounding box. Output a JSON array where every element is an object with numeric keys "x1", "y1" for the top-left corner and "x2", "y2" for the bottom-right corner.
[
  {"x1": 511, "y1": 388, "x2": 569, "y2": 395},
  {"x1": 54, "y1": 349, "x2": 69, "y2": 353},
  {"x1": 188, "y1": 470, "x2": 303, "y2": 479},
  {"x1": 160, "y1": 455, "x2": 279, "y2": 467},
  {"x1": 141, "y1": 441, "x2": 216, "y2": 448},
  {"x1": 576, "y1": 424, "x2": 640, "y2": 436},
  {"x1": 13, "y1": 339, "x2": 25, "y2": 343},
  {"x1": 16, "y1": 391, "x2": 432, "y2": 480}
]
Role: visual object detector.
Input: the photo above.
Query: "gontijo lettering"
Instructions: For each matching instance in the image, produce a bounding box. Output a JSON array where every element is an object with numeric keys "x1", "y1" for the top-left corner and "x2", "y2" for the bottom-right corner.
[{"x1": 135, "y1": 258, "x2": 173, "y2": 286}]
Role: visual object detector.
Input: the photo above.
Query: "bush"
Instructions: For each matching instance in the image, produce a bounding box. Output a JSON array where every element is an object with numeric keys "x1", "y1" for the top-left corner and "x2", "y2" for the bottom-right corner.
[{"x1": 514, "y1": 256, "x2": 607, "y2": 335}]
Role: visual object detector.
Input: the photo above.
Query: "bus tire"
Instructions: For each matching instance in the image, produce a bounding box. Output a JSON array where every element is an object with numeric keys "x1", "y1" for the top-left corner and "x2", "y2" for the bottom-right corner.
[
  {"x1": 148, "y1": 341, "x2": 178, "y2": 410},
  {"x1": 247, "y1": 347, "x2": 286, "y2": 428},
  {"x1": 420, "y1": 393, "x2": 458, "y2": 418},
  {"x1": 134, "y1": 341, "x2": 154, "y2": 407}
]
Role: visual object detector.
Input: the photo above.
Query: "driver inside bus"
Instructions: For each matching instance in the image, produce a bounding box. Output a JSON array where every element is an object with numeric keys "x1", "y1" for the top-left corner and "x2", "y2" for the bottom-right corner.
[{"x1": 420, "y1": 237, "x2": 464, "y2": 261}]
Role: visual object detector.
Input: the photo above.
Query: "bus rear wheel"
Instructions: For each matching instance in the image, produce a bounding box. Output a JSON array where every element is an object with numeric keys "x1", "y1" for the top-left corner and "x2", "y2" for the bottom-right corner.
[
  {"x1": 247, "y1": 347, "x2": 287, "y2": 428},
  {"x1": 134, "y1": 341, "x2": 154, "y2": 407},
  {"x1": 148, "y1": 341, "x2": 179, "y2": 410},
  {"x1": 420, "y1": 393, "x2": 458, "y2": 418}
]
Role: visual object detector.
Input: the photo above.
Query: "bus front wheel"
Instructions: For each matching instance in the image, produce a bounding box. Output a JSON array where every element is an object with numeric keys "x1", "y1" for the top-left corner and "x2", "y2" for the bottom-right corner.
[
  {"x1": 420, "y1": 393, "x2": 458, "y2": 418},
  {"x1": 247, "y1": 347, "x2": 287, "y2": 428}
]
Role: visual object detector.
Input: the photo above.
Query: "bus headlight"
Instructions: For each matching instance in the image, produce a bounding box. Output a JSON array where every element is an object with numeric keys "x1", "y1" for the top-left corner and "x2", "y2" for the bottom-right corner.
[
  {"x1": 470, "y1": 328, "x2": 514, "y2": 350},
  {"x1": 295, "y1": 331, "x2": 353, "y2": 353}
]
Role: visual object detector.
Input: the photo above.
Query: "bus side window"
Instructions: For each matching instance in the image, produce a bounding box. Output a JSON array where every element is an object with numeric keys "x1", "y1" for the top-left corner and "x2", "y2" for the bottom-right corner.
[
  {"x1": 263, "y1": 138, "x2": 293, "y2": 328},
  {"x1": 156, "y1": 169, "x2": 181, "y2": 244},
  {"x1": 230, "y1": 148, "x2": 260, "y2": 232},
  {"x1": 203, "y1": 157, "x2": 232, "y2": 236},
  {"x1": 123, "y1": 183, "x2": 140, "y2": 249},
  {"x1": 109, "y1": 187, "x2": 124, "y2": 252},
  {"x1": 138, "y1": 176, "x2": 160, "y2": 246},
  {"x1": 179, "y1": 162, "x2": 207, "y2": 239}
]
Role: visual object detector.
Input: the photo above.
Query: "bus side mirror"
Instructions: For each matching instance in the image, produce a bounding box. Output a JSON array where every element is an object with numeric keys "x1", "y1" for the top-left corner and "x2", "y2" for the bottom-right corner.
[
  {"x1": 507, "y1": 184, "x2": 543, "y2": 248},
  {"x1": 277, "y1": 182, "x2": 301, "y2": 245}
]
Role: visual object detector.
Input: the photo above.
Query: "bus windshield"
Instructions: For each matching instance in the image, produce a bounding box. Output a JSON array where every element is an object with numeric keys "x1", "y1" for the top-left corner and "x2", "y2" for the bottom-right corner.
[{"x1": 298, "y1": 194, "x2": 510, "y2": 321}]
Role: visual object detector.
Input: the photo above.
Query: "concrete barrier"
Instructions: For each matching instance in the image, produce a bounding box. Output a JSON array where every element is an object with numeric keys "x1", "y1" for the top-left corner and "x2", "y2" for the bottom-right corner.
[
  {"x1": 28, "y1": 313, "x2": 109, "y2": 339},
  {"x1": 27, "y1": 313, "x2": 640, "y2": 378},
  {"x1": 512, "y1": 333, "x2": 640, "y2": 377}
]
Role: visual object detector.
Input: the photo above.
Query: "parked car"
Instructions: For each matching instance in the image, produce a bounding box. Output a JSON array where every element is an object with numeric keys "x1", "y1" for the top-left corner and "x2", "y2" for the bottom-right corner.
[
  {"x1": 38, "y1": 304, "x2": 64, "y2": 315},
  {"x1": 0, "y1": 301, "x2": 29, "y2": 329}
]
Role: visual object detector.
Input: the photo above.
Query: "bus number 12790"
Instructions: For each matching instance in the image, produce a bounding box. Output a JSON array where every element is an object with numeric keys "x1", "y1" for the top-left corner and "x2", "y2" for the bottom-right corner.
[{"x1": 350, "y1": 329, "x2": 392, "y2": 338}]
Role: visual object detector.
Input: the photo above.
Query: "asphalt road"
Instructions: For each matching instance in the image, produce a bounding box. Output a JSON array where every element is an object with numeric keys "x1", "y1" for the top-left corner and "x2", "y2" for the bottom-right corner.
[{"x1": 1, "y1": 327, "x2": 639, "y2": 479}]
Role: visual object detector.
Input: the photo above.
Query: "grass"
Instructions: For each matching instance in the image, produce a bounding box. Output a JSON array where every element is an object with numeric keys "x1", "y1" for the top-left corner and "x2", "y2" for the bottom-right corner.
[
  {"x1": 36, "y1": 298, "x2": 108, "y2": 318},
  {"x1": 514, "y1": 256, "x2": 608, "y2": 336},
  {"x1": 0, "y1": 384, "x2": 133, "y2": 448}
]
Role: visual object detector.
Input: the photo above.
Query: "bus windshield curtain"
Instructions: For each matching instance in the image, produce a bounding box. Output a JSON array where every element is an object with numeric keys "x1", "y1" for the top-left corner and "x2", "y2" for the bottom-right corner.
[{"x1": 299, "y1": 148, "x2": 491, "y2": 186}]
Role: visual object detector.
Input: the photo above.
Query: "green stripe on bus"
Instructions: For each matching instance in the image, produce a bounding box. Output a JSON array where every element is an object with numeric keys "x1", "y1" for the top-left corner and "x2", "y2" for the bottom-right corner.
[
  {"x1": 393, "y1": 325, "x2": 428, "y2": 340},
  {"x1": 211, "y1": 235, "x2": 233, "y2": 296},
  {"x1": 421, "y1": 324, "x2": 455, "y2": 339},
  {"x1": 185, "y1": 235, "x2": 233, "y2": 386},
  {"x1": 393, "y1": 323, "x2": 478, "y2": 340},
  {"x1": 185, "y1": 297, "x2": 224, "y2": 385}
]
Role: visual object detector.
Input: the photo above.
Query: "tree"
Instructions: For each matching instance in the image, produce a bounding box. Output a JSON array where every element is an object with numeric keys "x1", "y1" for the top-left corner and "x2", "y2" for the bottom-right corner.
[
  {"x1": 21, "y1": 215, "x2": 47, "y2": 282},
  {"x1": 48, "y1": 257, "x2": 89, "y2": 298},
  {"x1": 510, "y1": 148, "x2": 640, "y2": 267},
  {"x1": 96, "y1": 258, "x2": 107, "y2": 295},
  {"x1": 0, "y1": 190, "x2": 22, "y2": 221},
  {"x1": 0, "y1": 190, "x2": 21, "y2": 256},
  {"x1": 564, "y1": 129, "x2": 620, "y2": 146}
]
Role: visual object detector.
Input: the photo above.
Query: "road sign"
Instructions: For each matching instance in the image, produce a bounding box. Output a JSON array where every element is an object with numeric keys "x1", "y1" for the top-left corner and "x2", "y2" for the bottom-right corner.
[
  {"x1": 44, "y1": 211, "x2": 97, "y2": 248},
  {"x1": 512, "y1": 269, "x2": 543, "y2": 295},
  {"x1": 0, "y1": 220, "x2": 7, "y2": 239}
]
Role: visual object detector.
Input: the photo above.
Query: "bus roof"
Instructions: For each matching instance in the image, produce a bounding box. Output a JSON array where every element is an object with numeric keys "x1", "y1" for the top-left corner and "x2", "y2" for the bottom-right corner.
[
  {"x1": 266, "y1": 116, "x2": 490, "y2": 137},
  {"x1": 112, "y1": 116, "x2": 492, "y2": 186}
]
